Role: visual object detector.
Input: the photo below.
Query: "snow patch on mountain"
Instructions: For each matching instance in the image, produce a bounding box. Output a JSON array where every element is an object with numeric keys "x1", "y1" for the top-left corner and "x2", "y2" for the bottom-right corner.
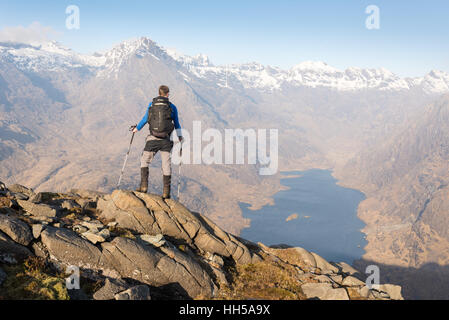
[
  {"x1": 0, "y1": 37, "x2": 448, "y2": 94},
  {"x1": 0, "y1": 41, "x2": 102, "y2": 73}
]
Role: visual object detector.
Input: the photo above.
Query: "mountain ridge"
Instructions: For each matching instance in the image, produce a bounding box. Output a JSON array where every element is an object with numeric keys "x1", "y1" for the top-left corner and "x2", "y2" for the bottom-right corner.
[{"x1": 1, "y1": 37, "x2": 448, "y2": 93}]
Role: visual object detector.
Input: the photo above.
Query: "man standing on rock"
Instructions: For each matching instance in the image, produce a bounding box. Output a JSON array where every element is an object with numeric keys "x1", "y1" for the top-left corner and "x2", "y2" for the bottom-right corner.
[{"x1": 132, "y1": 85, "x2": 183, "y2": 199}]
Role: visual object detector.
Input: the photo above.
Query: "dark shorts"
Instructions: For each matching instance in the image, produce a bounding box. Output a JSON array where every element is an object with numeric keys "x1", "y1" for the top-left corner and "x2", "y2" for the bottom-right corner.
[{"x1": 144, "y1": 136, "x2": 174, "y2": 153}]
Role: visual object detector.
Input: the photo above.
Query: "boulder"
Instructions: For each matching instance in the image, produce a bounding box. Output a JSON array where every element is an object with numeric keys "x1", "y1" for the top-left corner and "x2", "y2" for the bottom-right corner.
[
  {"x1": 93, "y1": 278, "x2": 130, "y2": 300},
  {"x1": 0, "y1": 197, "x2": 13, "y2": 208},
  {"x1": 14, "y1": 193, "x2": 29, "y2": 200},
  {"x1": 0, "y1": 214, "x2": 33, "y2": 245},
  {"x1": 73, "y1": 225, "x2": 89, "y2": 234},
  {"x1": 32, "y1": 224, "x2": 45, "y2": 239},
  {"x1": 0, "y1": 231, "x2": 33, "y2": 263},
  {"x1": 314, "y1": 275, "x2": 333, "y2": 284},
  {"x1": 171, "y1": 202, "x2": 252, "y2": 264},
  {"x1": 101, "y1": 237, "x2": 214, "y2": 299},
  {"x1": 138, "y1": 234, "x2": 166, "y2": 247},
  {"x1": 342, "y1": 275, "x2": 365, "y2": 287},
  {"x1": 17, "y1": 200, "x2": 57, "y2": 218},
  {"x1": 378, "y1": 284, "x2": 403, "y2": 300},
  {"x1": 293, "y1": 247, "x2": 317, "y2": 269},
  {"x1": 81, "y1": 231, "x2": 107, "y2": 244},
  {"x1": 61, "y1": 200, "x2": 81, "y2": 210},
  {"x1": 41, "y1": 227, "x2": 106, "y2": 270},
  {"x1": 80, "y1": 221, "x2": 104, "y2": 233},
  {"x1": 310, "y1": 252, "x2": 339, "y2": 274},
  {"x1": 359, "y1": 286, "x2": 371, "y2": 298},
  {"x1": 332, "y1": 261, "x2": 362, "y2": 277},
  {"x1": 29, "y1": 192, "x2": 57, "y2": 204},
  {"x1": 329, "y1": 275, "x2": 343, "y2": 284},
  {"x1": 97, "y1": 191, "x2": 160, "y2": 235},
  {"x1": 301, "y1": 283, "x2": 349, "y2": 300},
  {"x1": 7, "y1": 184, "x2": 34, "y2": 197},
  {"x1": 114, "y1": 285, "x2": 151, "y2": 300},
  {"x1": 31, "y1": 242, "x2": 48, "y2": 259},
  {"x1": 70, "y1": 189, "x2": 106, "y2": 200}
]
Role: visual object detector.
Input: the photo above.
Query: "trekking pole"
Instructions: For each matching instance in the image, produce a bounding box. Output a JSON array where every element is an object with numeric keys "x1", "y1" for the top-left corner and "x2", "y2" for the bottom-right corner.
[
  {"x1": 177, "y1": 143, "x2": 183, "y2": 200},
  {"x1": 117, "y1": 125, "x2": 137, "y2": 189}
]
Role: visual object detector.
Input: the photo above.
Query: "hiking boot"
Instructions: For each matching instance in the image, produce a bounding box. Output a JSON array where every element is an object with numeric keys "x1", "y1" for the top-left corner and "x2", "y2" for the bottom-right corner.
[
  {"x1": 162, "y1": 175, "x2": 171, "y2": 199},
  {"x1": 136, "y1": 167, "x2": 149, "y2": 193}
]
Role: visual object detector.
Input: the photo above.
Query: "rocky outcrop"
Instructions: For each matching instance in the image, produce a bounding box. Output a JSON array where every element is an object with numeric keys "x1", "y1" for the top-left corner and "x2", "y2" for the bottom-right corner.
[
  {"x1": 0, "y1": 231, "x2": 33, "y2": 264},
  {"x1": 258, "y1": 244, "x2": 404, "y2": 300},
  {"x1": 0, "y1": 214, "x2": 33, "y2": 246},
  {"x1": 0, "y1": 182, "x2": 404, "y2": 300},
  {"x1": 101, "y1": 237, "x2": 214, "y2": 298},
  {"x1": 114, "y1": 285, "x2": 151, "y2": 300},
  {"x1": 41, "y1": 227, "x2": 106, "y2": 271},
  {"x1": 16, "y1": 200, "x2": 57, "y2": 218},
  {"x1": 97, "y1": 190, "x2": 255, "y2": 264}
]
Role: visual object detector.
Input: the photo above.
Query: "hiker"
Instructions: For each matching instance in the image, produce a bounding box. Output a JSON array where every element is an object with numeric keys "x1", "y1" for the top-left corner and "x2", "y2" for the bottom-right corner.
[{"x1": 133, "y1": 85, "x2": 183, "y2": 199}]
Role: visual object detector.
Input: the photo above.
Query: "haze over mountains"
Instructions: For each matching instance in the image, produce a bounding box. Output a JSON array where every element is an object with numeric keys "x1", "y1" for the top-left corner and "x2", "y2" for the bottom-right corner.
[
  {"x1": 1, "y1": 36, "x2": 449, "y2": 298},
  {"x1": 335, "y1": 94, "x2": 449, "y2": 299}
]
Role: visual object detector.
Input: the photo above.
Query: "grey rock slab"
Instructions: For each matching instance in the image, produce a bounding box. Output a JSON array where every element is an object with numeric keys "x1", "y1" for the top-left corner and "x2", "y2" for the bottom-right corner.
[
  {"x1": 8, "y1": 184, "x2": 34, "y2": 197},
  {"x1": 61, "y1": 200, "x2": 81, "y2": 210},
  {"x1": 41, "y1": 227, "x2": 106, "y2": 270},
  {"x1": 332, "y1": 262, "x2": 362, "y2": 277},
  {"x1": 310, "y1": 252, "x2": 339, "y2": 274},
  {"x1": 98, "y1": 228, "x2": 111, "y2": 240},
  {"x1": 93, "y1": 278, "x2": 130, "y2": 300},
  {"x1": 314, "y1": 275, "x2": 333, "y2": 284},
  {"x1": 293, "y1": 247, "x2": 317, "y2": 269},
  {"x1": 329, "y1": 275, "x2": 344, "y2": 284},
  {"x1": 97, "y1": 192, "x2": 159, "y2": 235},
  {"x1": 73, "y1": 225, "x2": 89, "y2": 234},
  {"x1": 12, "y1": 193, "x2": 29, "y2": 200},
  {"x1": 81, "y1": 231, "x2": 107, "y2": 245},
  {"x1": 342, "y1": 275, "x2": 365, "y2": 287},
  {"x1": 32, "y1": 224, "x2": 45, "y2": 239},
  {"x1": 359, "y1": 286, "x2": 371, "y2": 298},
  {"x1": 70, "y1": 189, "x2": 106, "y2": 200},
  {"x1": 0, "y1": 214, "x2": 33, "y2": 245},
  {"x1": 378, "y1": 284, "x2": 403, "y2": 300},
  {"x1": 138, "y1": 234, "x2": 166, "y2": 247},
  {"x1": 101, "y1": 237, "x2": 214, "y2": 299},
  {"x1": 114, "y1": 285, "x2": 151, "y2": 300},
  {"x1": 301, "y1": 283, "x2": 349, "y2": 300},
  {"x1": 31, "y1": 242, "x2": 48, "y2": 259},
  {"x1": 17, "y1": 200, "x2": 57, "y2": 218},
  {"x1": 81, "y1": 221, "x2": 104, "y2": 232},
  {"x1": 0, "y1": 231, "x2": 33, "y2": 264}
]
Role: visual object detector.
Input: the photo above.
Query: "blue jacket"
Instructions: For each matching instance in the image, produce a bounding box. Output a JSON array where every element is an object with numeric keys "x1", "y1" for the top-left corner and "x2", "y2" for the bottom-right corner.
[{"x1": 137, "y1": 100, "x2": 182, "y2": 135}]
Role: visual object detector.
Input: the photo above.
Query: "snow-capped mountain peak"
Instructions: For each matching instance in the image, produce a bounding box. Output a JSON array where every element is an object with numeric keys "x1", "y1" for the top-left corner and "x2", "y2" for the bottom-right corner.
[
  {"x1": 0, "y1": 36, "x2": 448, "y2": 94},
  {"x1": 291, "y1": 61, "x2": 340, "y2": 73},
  {"x1": 0, "y1": 40, "x2": 103, "y2": 72}
]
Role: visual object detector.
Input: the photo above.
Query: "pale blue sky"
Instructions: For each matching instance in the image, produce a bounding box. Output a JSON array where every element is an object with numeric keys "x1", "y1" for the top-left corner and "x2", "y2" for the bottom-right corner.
[{"x1": 0, "y1": 0, "x2": 448, "y2": 77}]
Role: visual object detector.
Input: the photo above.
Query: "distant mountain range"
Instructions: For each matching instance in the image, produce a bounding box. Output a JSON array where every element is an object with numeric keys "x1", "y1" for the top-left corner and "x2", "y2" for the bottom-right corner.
[{"x1": 1, "y1": 37, "x2": 448, "y2": 93}]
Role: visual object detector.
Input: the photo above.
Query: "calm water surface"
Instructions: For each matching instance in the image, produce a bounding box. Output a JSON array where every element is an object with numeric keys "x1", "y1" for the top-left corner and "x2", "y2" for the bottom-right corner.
[{"x1": 240, "y1": 169, "x2": 367, "y2": 264}]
